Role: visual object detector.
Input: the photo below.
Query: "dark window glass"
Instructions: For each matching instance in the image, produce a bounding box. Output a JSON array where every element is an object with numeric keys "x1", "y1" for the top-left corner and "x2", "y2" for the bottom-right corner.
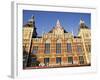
[
  {"x1": 44, "y1": 58, "x2": 49, "y2": 63},
  {"x1": 67, "y1": 43, "x2": 72, "y2": 53},
  {"x1": 31, "y1": 58, "x2": 37, "y2": 62},
  {"x1": 56, "y1": 57, "x2": 61, "y2": 63},
  {"x1": 79, "y1": 56, "x2": 84, "y2": 64},
  {"x1": 44, "y1": 43, "x2": 50, "y2": 54},
  {"x1": 68, "y1": 56, "x2": 73, "y2": 64},
  {"x1": 56, "y1": 43, "x2": 61, "y2": 54},
  {"x1": 32, "y1": 46, "x2": 38, "y2": 54}
]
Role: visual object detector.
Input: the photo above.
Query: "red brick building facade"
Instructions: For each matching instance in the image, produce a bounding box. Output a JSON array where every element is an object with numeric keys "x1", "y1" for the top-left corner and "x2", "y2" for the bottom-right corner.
[{"x1": 23, "y1": 16, "x2": 91, "y2": 68}]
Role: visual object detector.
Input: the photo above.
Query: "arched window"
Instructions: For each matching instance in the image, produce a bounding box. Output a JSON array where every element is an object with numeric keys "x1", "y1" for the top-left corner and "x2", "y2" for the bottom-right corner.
[
  {"x1": 44, "y1": 39, "x2": 51, "y2": 54},
  {"x1": 77, "y1": 45, "x2": 82, "y2": 54},
  {"x1": 56, "y1": 39, "x2": 61, "y2": 54},
  {"x1": 67, "y1": 43, "x2": 72, "y2": 53}
]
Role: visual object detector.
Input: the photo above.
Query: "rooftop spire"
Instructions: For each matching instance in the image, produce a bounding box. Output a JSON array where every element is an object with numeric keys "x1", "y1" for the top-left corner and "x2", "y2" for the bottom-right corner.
[
  {"x1": 24, "y1": 15, "x2": 35, "y2": 27},
  {"x1": 28, "y1": 15, "x2": 35, "y2": 23},
  {"x1": 56, "y1": 19, "x2": 61, "y2": 28},
  {"x1": 79, "y1": 18, "x2": 85, "y2": 25},
  {"x1": 79, "y1": 18, "x2": 89, "y2": 29}
]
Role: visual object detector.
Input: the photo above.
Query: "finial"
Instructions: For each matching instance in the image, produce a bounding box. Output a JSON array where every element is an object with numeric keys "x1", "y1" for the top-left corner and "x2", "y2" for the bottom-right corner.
[
  {"x1": 79, "y1": 18, "x2": 85, "y2": 25},
  {"x1": 56, "y1": 19, "x2": 61, "y2": 27},
  {"x1": 28, "y1": 15, "x2": 34, "y2": 22}
]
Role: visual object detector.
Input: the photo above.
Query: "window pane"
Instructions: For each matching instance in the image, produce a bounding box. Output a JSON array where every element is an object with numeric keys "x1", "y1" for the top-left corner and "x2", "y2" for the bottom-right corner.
[
  {"x1": 45, "y1": 43, "x2": 50, "y2": 48},
  {"x1": 77, "y1": 45, "x2": 82, "y2": 53},
  {"x1": 67, "y1": 43, "x2": 72, "y2": 53},
  {"x1": 56, "y1": 57, "x2": 61, "y2": 63},
  {"x1": 45, "y1": 50, "x2": 50, "y2": 54},
  {"x1": 68, "y1": 57, "x2": 73, "y2": 64},
  {"x1": 44, "y1": 58, "x2": 49, "y2": 63},
  {"x1": 56, "y1": 43, "x2": 61, "y2": 54},
  {"x1": 79, "y1": 56, "x2": 84, "y2": 64},
  {"x1": 31, "y1": 58, "x2": 36, "y2": 62},
  {"x1": 45, "y1": 43, "x2": 50, "y2": 54},
  {"x1": 32, "y1": 46, "x2": 38, "y2": 54}
]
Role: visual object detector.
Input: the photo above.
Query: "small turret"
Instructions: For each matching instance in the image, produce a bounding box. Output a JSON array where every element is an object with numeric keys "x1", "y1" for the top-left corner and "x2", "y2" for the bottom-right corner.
[
  {"x1": 79, "y1": 19, "x2": 89, "y2": 29},
  {"x1": 56, "y1": 20, "x2": 61, "y2": 27},
  {"x1": 30, "y1": 16, "x2": 37, "y2": 38}
]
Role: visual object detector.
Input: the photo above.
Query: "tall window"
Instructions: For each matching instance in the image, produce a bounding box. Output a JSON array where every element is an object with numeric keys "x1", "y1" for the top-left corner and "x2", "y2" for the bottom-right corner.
[
  {"x1": 32, "y1": 46, "x2": 38, "y2": 54},
  {"x1": 56, "y1": 43, "x2": 61, "y2": 54},
  {"x1": 79, "y1": 56, "x2": 84, "y2": 64},
  {"x1": 44, "y1": 43, "x2": 50, "y2": 54},
  {"x1": 56, "y1": 57, "x2": 61, "y2": 63},
  {"x1": 67, "y1": 43, "x2": 72, "y2": 53},
  {"x1": 31, "y1": 58, "x2": 37, "y2": 62},
  {"x1": 44, "y1": 58, "x2": 49, "y2": 64},
  {"x1": 77, "y1": 45, "x2": 82, "y2": 53},
  {"x1": 68, "y1": 56, "x2": 73, "y2": 64}
]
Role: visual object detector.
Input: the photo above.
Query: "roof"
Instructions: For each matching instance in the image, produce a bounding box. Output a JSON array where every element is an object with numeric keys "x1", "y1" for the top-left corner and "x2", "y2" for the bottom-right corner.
[
  {"x1": 79, "y1": 19, "x2": 89, "y2": 29},
  {"x1": 48, "y1": 19, "x2": 68, "y2": 33},
  {"x1": 23, "y1": 16, "x2": 35, "y2": 27}
]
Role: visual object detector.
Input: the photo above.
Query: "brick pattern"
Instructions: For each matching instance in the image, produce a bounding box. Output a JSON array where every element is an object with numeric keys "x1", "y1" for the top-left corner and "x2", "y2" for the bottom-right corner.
[{"x1": 30, "y1": 37, "x2": 89, "y2": 67}]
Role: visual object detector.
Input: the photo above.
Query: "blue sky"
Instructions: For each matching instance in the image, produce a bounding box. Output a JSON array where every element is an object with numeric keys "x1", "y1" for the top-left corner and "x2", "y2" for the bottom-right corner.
[{"x1": 23, "y1": 10, "x2": 91, "y2": 36}]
